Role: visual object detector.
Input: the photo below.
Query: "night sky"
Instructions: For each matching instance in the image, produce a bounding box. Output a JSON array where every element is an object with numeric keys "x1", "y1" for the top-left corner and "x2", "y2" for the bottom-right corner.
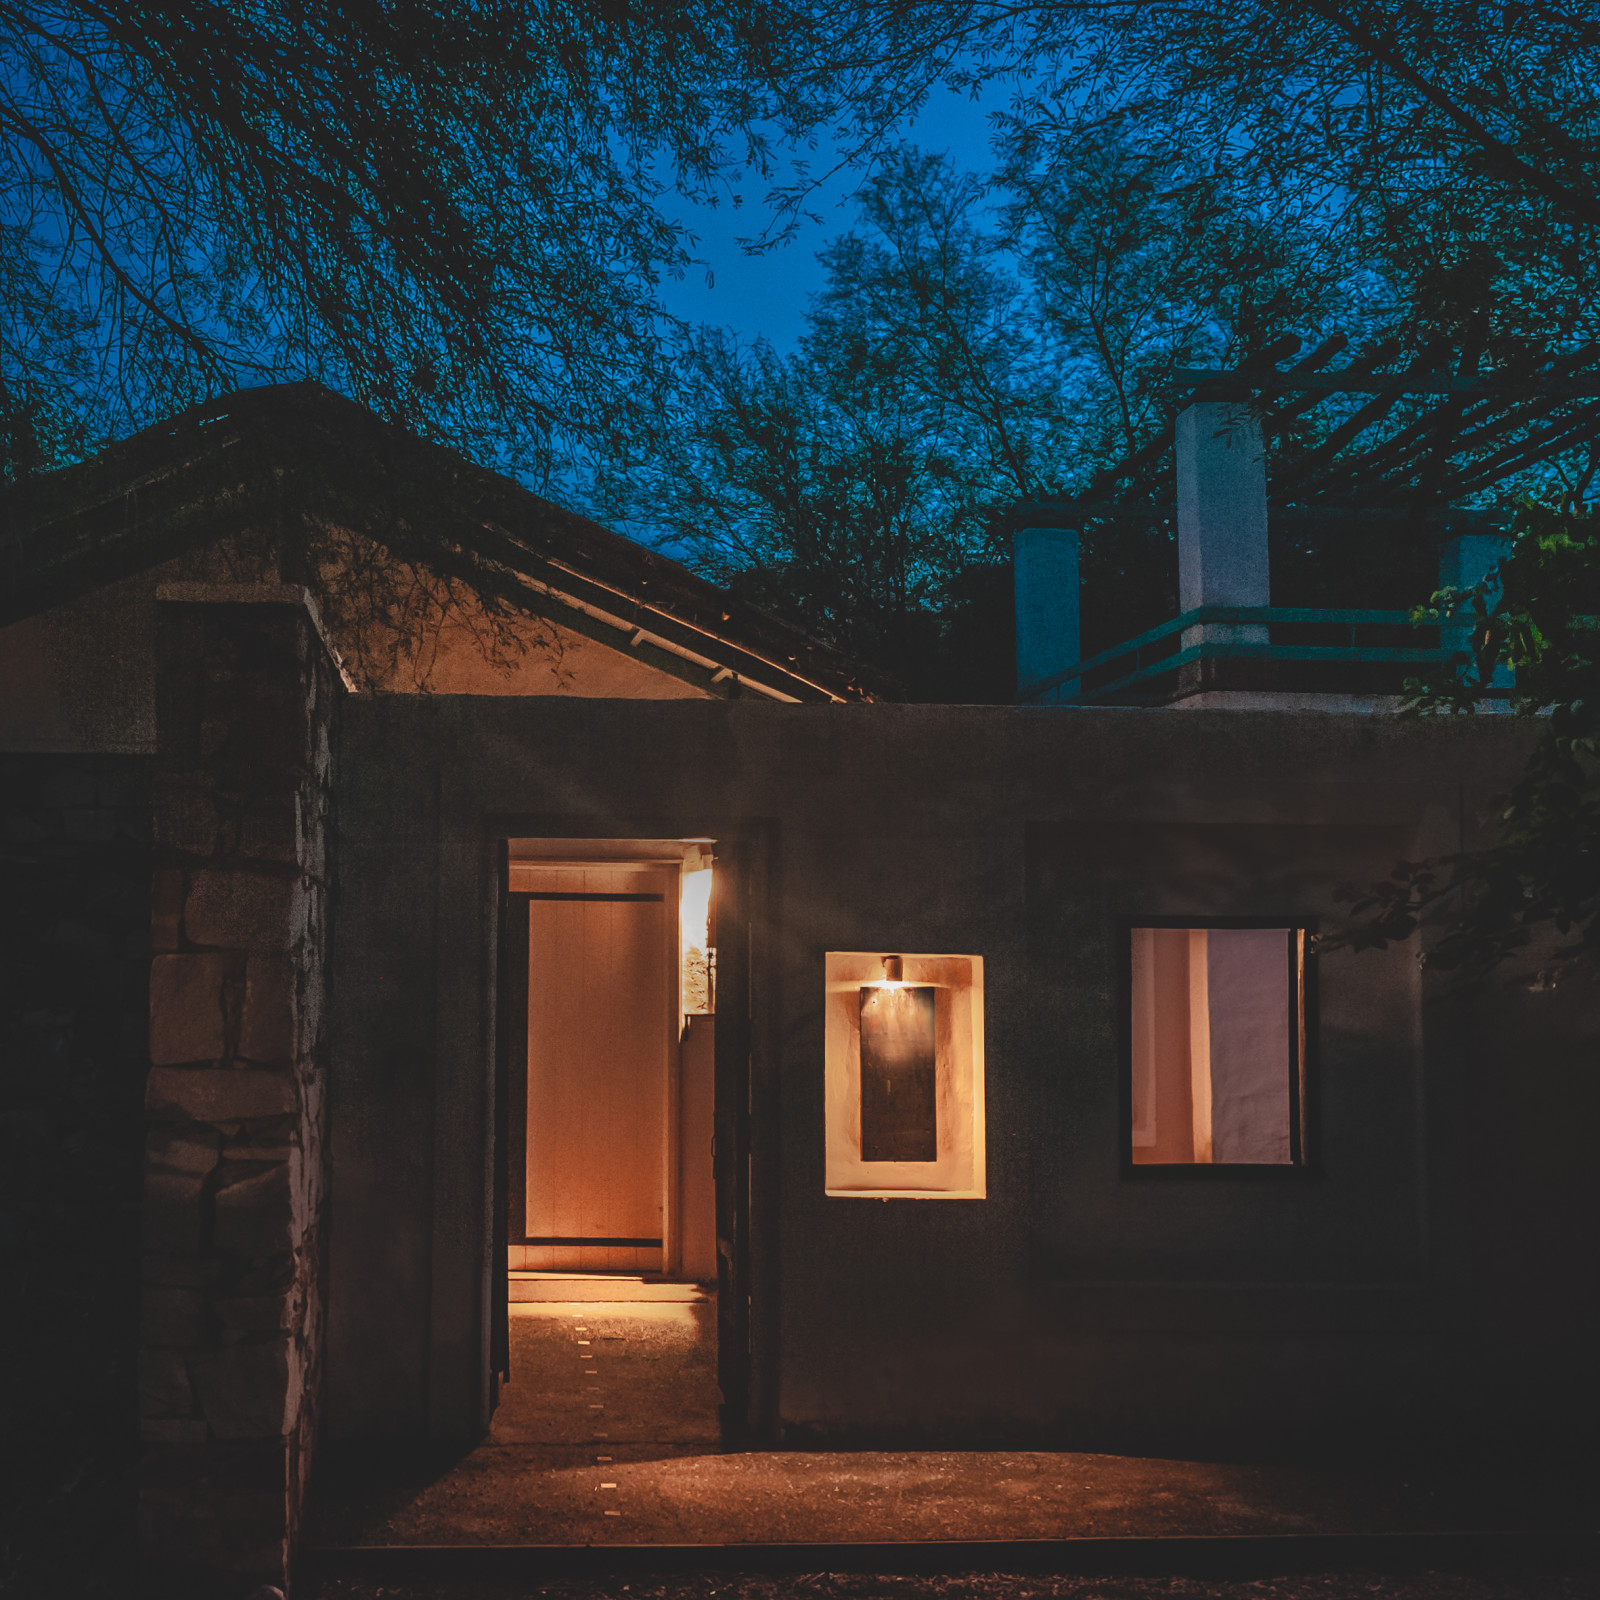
[{"x1": 655, "y1": 77, "x2": 1014, "y2": 348}]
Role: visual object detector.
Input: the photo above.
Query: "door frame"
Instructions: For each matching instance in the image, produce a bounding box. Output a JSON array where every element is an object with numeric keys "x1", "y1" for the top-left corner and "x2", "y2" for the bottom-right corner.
[
  {"x1": 488, "y1": 822, "x2": 767, "y2": 1441},
  {"x1": 504, "y1": 862, "x2": 679, "y2": 1269}
]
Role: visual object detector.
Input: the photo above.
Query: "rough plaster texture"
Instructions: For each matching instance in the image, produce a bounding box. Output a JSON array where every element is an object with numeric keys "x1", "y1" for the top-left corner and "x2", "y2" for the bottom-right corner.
[
  {"x1": 325, "y1": 698, "x2": 1600, "y2": 1465},
  {"x1": 138, "y1": 599, "x2": 339, "y2": 1593},
  {"x1": 0, "y1": 754, "x2": 151, "y2": 1593},
  {"x1": 1177, "y1": 403, "x2": 1271, "y2": 643}
]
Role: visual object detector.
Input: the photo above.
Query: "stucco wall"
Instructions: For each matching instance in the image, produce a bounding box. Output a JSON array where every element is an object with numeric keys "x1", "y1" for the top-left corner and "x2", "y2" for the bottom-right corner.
[
  {"x1": 0, "y1": 754, "x2": 151, "y2": 1592},
  {"x1": 325, "y1": 698, "x2": 1600, "y2": 1456}
]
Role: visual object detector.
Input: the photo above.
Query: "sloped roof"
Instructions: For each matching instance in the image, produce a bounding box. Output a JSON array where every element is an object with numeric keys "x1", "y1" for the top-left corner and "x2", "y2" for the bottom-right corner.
[{"x1": 0, "y1": 382, "x2": 876, "y2": 703}]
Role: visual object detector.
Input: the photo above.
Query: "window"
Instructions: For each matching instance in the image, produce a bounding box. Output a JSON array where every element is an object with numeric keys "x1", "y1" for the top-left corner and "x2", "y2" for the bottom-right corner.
[
  {"x1": 824, "y1": 952, "x2": 985, "y2": 1198},
  {"x1": 1127, "y1": 924, "x2": 1308, "y2": 1168}
]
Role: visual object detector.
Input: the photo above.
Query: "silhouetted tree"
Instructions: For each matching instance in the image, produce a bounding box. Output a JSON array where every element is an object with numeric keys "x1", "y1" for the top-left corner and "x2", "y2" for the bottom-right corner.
[
  {"x1": 0, "y1": 0, "x2": 904, "y2": 472},
  {"x1": 591, "y1": 149, "x2": 1070, "y2": 697}
]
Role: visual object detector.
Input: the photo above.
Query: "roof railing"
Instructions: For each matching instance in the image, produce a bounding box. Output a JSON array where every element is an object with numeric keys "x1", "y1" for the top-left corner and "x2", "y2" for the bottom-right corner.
[{"x1": 1019, "y1": 605, "x2": 1458, "y2": 704}]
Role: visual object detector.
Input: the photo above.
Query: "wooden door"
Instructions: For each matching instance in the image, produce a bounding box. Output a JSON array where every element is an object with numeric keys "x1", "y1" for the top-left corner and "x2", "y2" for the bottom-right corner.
[{"x1": 520, "y1": 865, "x2": 673, "y2": 1271}]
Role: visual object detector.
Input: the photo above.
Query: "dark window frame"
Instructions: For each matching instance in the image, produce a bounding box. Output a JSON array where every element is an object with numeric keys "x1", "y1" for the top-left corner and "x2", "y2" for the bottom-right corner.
[{"x1": 1116, "y1": 915, "x2": 1318, "y2": 1180}]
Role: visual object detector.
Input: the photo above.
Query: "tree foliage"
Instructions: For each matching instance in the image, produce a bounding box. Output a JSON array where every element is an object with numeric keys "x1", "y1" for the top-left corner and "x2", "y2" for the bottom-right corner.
[
  {"x1": 594, "y1": 124, "x2": 1379, "y2": 695},
  {"x1": 811, "y1": 0, "x2": 1600, "y2": 343},
  {"x1": 598, "y1": 0, "x2": 1600, "y2": 700},
  {"x1": 1338, "y1": 500, "x2": 1600, "y2": 983},
  {"x1": 0, "y1": 0, "x2": 880, "y2": 477},
  {"x1": 591, "y1": 149, "x2": 1067, "y2": 695}
]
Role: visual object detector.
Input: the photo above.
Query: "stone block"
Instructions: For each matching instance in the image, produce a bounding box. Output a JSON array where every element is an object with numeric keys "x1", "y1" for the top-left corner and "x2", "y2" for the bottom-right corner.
[
  {"x1": 141, "y1": 1418, "x2": 209, "y2": 1444},
  {"x1": 137, "y1": 1434, "x2": 222, "y2": 1491},
  {"x1": 149, "y1": 953, "x2": 234, "y2": 1065},
  {"x1": 185, "y1": 869, "x2": 303, "y2": 952},
  {"x1": 239, "y1": 799, "x2": 300, "y2": 863},
  {"x1": 216, "y1": 682, "x2": 307, "y2": 772},
  {"x1": 154, "y1": 783, "x2": 218, "y2": 855},
  {"x1": 146, "y1": 1066, "x2": 295, "y2": 1123},
  {"x1": 220, "y1": 1490, "x2": 288, "y2": 1542},
  {"x1": 200, "y1": 1438, "x2": 291, "y2": 1495},
  {"x1": 143, "y1": 1252, "x2": 223, "y2": 1288},
  {"x1": 229, "y1": 1132, "x2": 294, "y2": 1164},
  {"x1": 143, "y1": 1168, "x2": 209, "y2": 1253},
  {"x1": 139, "y1": 1346, "x2": 194, "y2": 1416},
  {"x1": 152, "y1": 868, "x2": 184, "y2": 953},
  {"x1": 216, "y1": 1294, "x2": 294, "y2": 1341},
  {"x1": 147, "y1": 1125, "x2": 222, "y2": 1176},
  {"x1": 214, "y1": 1162, "x2": 293, "y2": 1257},
  {"x1": 199, "y1": 714, "x2": 230, "y2": 760},
  {"x1": 191, "y1": 1338, "x2": 291, "y2": 1438},
  {"x1": 240, "y1": 954, "x2": 297, "y2": 1063},
  {"x1": 234, "y1": 1540, "x2": 292, "y2": 1584},
  {"x1": 232, "y1": 1255, "x2": 296, "y2": 1298},
  {"x1": 142, "y1": 1286, "x2": 206, "y2": 1347},
  {"x1": 138, "y1": 1466, "x2": 227, "y2": 1558}
]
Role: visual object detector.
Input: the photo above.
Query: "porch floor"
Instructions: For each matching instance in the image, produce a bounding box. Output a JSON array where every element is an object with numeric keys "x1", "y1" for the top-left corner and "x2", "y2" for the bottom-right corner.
[{"x1": 307, "y1": 1281, "x2": 1591, "y2": 1550}]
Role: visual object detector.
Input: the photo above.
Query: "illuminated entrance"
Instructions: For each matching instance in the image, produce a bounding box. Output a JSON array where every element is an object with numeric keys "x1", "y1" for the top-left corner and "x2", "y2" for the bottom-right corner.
[{"x1": 502, "y1": 841, "x2": 718, "y2": 1280}]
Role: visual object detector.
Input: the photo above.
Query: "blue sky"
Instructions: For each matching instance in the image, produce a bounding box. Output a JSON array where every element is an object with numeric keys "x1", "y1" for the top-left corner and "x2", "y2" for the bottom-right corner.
[{"x1": 653, "y1": 79, "x2": 1016, "y2": 350}]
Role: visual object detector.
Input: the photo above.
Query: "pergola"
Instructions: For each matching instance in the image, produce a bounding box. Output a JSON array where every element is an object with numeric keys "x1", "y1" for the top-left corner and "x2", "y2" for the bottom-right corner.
[{"x1": 1016, "y1": 333, "x2": 1600, "y2": 705}]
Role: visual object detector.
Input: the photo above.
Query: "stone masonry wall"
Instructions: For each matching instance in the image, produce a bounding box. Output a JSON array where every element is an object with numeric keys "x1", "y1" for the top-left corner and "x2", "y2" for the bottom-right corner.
[
  {"x1": 0, "y1": 754, "x2": 151, "y2": 1596},
  {"x1": 139, "y1": 596, "x2": 337, "y2": 1595}
]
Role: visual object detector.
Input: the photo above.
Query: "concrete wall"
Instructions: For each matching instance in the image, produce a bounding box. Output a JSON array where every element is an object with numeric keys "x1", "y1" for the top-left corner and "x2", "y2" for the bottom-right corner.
[{"x1": 326, "y1": 698, "x2": 1600, "y2": 1457}]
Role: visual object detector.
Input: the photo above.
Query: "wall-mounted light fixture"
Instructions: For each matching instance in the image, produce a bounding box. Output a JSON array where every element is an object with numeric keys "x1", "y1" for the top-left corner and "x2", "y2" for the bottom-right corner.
[
  {"x1": 824, "y1": 951, "x2": 985, "y2": 1199},
  {"x1": 680, "y1": 845, "x2": 714, "y2": 1015}
]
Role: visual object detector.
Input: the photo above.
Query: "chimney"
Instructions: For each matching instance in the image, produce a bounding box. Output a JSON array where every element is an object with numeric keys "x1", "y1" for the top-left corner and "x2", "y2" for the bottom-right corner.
[
  {"x1": 1013, "y1": 523, "x2": 1080, "y2": 702},
  {"x1": 1176, "y1": 402, "x2": 1270, "y2": 653}
]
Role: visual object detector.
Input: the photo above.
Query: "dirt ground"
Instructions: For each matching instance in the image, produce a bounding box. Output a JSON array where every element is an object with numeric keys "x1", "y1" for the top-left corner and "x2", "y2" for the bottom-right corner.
[{"x1": 308, "y1": 1301, "x2": 1597, "y2": 1551}]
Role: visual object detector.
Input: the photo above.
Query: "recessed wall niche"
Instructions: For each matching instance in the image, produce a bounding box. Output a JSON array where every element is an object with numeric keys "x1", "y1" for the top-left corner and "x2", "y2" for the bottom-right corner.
[{"x1": 824, "y1": 952, "x2": 986, "y2": 1198}]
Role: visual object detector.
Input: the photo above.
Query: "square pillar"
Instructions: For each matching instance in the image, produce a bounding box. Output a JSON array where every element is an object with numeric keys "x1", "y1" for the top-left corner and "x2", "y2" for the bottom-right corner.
[
  {"x1": 1438, "y1": 528, "x2": 1514, "y2": 689},
  {"x1": 1013, "y1": 524, "x2": 1080, "y2": 703},
  {"x1": 140, "y1": 585, "x2": 343, "y2": 1594},
  {"x1": 1176, "y1": 402, "x2": 1271, "y2": 655}
]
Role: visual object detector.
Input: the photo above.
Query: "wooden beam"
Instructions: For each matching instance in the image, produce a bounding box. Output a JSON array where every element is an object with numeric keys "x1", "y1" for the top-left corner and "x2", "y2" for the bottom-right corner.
[
  {"x1": 1332, "y1": 395, "x2": 1564, "y2": 503},
  {"x1": 1440, "y1": 400, "x2": 1600, "y2": 500},
  {"x1": 1270, "y1": 339, "x2": 1454, "y2": 496}
]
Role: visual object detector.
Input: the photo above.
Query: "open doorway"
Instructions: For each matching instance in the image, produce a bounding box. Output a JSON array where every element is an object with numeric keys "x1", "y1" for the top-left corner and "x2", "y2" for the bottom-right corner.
[{"x1": 495, "y1": 838, "x2": 723, "y2": 1440}]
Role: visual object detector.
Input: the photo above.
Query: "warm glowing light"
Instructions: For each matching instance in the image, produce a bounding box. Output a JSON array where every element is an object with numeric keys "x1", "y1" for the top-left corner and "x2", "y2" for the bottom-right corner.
[
  {"x1": 680, "y1": 854, "x2": 714, "y2": 1013},
  {"x1": 680, "y1": 865, "x2": 712, "y2": 953},
  {"x1": 858, "y1": 968, "x2": 937, "y2": 1163}
]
